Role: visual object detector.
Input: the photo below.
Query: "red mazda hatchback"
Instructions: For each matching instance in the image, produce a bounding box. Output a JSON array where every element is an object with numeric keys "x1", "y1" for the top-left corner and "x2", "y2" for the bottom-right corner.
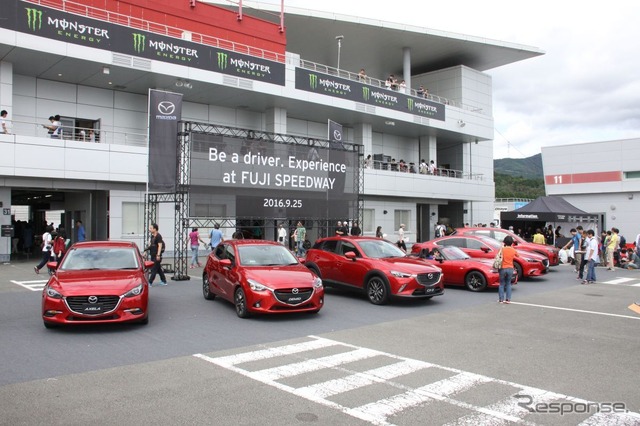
[
  {"x1": 203, "y1": 239, "x2": 324, "y2": 318},
  {"x1": 304, "y1": 236, "x2": 443, "y2": 305},
  {"x1": 42, "y1": 241, "x2": 153, "y2": 328}
]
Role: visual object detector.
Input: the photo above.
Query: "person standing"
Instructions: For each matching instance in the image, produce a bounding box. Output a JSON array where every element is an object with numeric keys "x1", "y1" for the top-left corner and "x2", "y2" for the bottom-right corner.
[
  {"x1": 43, "y1": 114, "x2": 62, "y2": 138},
  {"x1": 294, "y1": 222, "x2": 307, "y2": 256},
  {"x1": 606, "y1": 227, "x2": 619, "y2": 270},
  {"x1": 147, "y1": 223, "x2": 167, "y2": 286},
  {"x1": 52, "y1": 231, "x2": 66, "y2": 266},
  {"x1": 335, "y1": 221, "x2": 346, "y2": 236},
  {"x1": 1, "y1": 110, "x2": 10, "y2": 134},
  {"x1": 562, "y1": 226, "x2": 583, "y2": 269},
  {"x1": 397, "y1": 224, "x2": 407, "y2": 252},
  {"x1": 350, "y1": 221, "x2": 362, "y2": 236},
  {"x1": 376, "y1": 226, "x2": 383, "y2": 238},
  {"x1": 189, "y1": 227, "x2": 206, "y2": 268},
  {"x1": 584, "y1": 229, "x2": 599, "y2": 284},
  {"x1": 209, "y1": 223, "x2": 224, "y2": 251},
  {"x1": 532, "y1": 228, "x2": 546, "y2": 245},
  {"x1": 498, "y1": 236, "x2": 520, "y2": 304},
  {"x1": 34, "y1": 225, "x2": 54, "y2": 274},
  {"x1": 277, "y1": 223, "x2": 287, "y2": 245},
  {"x1": 75, "y1": 220, "x2": 86, "y2": 242}
]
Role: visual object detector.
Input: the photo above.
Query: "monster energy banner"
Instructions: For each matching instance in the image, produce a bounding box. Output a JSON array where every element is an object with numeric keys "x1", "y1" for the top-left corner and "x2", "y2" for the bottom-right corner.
[
  {"x1": 10, "y1": 0, "x2": 285, "y2": 85},
  {"x1": 295, "y1": 68, "x2": 445, "y2": 121},
  {"x1": 148, "y1": 90, "x2": 183, "y2": 192}
]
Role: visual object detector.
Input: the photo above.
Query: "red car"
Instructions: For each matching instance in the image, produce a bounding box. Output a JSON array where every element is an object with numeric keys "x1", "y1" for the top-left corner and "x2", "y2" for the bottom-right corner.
[
  {"x1": 409, "y1": 245, "x2": 517, "y2": 291},
  {"x1": 42, "y1": 241, "x2": 153, "y2": 328},
  {"x1": 203, "y1": 240, "x2": 324, "y2": 318},
  {"x1": 412, "y1": 235, "x2": 548, "y2": 279},
  {"x1": 304, "y1": 236, "x2": 443, "y2": 305},
  {"x1": 453, "y1": 227, "x2": 560, "y2": 266}
]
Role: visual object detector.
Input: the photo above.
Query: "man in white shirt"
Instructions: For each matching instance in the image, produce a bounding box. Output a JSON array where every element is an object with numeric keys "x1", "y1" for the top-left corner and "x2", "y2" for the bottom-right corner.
[
  {"x1": 277, "y1": 223, "x2": 287, "y2": 245},
  {"x1": 1, "y1": 110, "x2": 10, "y2": 134},
  {"x1": 583, "y1": 229, "x2": 599, "y2": 284}
]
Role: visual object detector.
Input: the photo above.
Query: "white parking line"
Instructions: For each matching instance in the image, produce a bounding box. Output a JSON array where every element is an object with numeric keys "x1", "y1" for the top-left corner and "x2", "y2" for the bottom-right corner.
[
  {"x1": 194, "y1": 336, "x2": 640, "y2": 426},
  {"x1": 510, "y1": 302, "x2": 640, "y2": 321},
  {"x1": 599, "y1": 277, "x2": 637, "y2": 285},
  {"x1": 10, "y1": 279, "x2": 47, "y2": 291}
]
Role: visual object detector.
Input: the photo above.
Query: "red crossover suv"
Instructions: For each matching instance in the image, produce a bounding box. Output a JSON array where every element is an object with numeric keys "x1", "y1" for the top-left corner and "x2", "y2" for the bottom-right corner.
[
  {"x1": 304, "y1": 236, "x2": 443, "y2": 305},
  {"x1": 409, "y1": 245, "x2": 517, "y2": 292},
  {"x1": 411, "y1": 235, "x2": 548, "y2": 279},
  {"x1": 42, "y1": 241, "x2": 153, "y2": 328},
  {"x1": 453, "y1": 227, "x2": 560, "y2": 266},
  {"x1": 203, "y1": 240, "x2": 324, "y2": 318}
]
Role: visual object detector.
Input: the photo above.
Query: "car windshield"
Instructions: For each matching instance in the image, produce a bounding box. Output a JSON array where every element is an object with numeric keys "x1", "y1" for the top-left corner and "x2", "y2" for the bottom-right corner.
[
  {"x1": 237, "y1": 245, "x2": 298, "y2": 266},
  {"x1": 59, "y1": 247, "x2": 140, "y2": 270},
  {"x1": 358, "y1": 240, "x2": 407, "y2": 259},
  {"x1": 439, "y1": 246, "x2": 470, "y2": 260}
]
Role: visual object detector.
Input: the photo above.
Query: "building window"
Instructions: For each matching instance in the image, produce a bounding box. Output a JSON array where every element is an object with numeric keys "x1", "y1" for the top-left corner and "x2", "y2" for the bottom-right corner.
[
  {"x1": 624, "y1": 171, "x2": 640, "y2": 179},
  {"x1": 60, "y1": 116, "x2": 100, "y2": 141},
  {"x1": 394, "y1": 210, "x2": 410, "y2": 231},
  {"x1": 362, "y1": 209, "x2": 375, "y2": 233},
  {"x1": 122, "y1": 202, "x2": 144, "y2": 235}
]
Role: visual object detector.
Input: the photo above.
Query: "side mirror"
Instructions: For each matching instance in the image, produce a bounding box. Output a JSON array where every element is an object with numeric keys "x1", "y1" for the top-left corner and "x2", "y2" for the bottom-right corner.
[
  {"x1": 481, "y1": 247, "x2": 490, "y2": 253},
  {"x1": 144, "y1": 260, "x2": 155, "y2": 269},
  {"x1": 220, "y1": 259, "x2": 232, "y2": 268},
  {"x1": 345, "y1": 251, "x2": 357, "y2": 260},
  {"x1": 46, "y1": 261, "x2": 58, "y2": 271}
]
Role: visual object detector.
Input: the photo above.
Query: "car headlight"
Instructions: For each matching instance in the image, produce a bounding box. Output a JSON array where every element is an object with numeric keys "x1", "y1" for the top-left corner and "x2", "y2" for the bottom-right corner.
[
  {"x1": 45, "y1": 287, "x2": 63, "y2": 299},
  {"x1": 312, "y1": 276, "x2": 323, "y2": 288},
  {"x1": 390, "y1": 270, "x2": 416, "y2": 278},
  {"x1": 524, "y1": 257, "x2": 539, "y2": 263},
  {"x1": 123, "y1": 284, "x2": 144, "y2": 298},
  {"x1": 248, "y1": 279, "x2": 270, "y2": 292}
]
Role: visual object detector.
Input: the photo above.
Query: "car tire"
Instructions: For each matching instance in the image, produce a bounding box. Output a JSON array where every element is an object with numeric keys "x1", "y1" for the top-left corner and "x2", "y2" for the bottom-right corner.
[
  {"x1": 465, "y1": 271, "x2": 487, "y2": 292},
  {"x1": 202, "y1": 273, "x2": 216, "y2": 300},
  {"x1": 235, "y1": 287, "x2": 250, "y2": 318},
  {"x1": 366, "y1": 275, "x2": 390, "y2": 305},
  {"x1": 514, "y1": 262, "x2": 524, "y2": 280}
]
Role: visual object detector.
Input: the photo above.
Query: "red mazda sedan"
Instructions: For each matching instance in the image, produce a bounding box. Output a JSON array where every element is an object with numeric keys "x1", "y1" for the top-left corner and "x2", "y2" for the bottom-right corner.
[
  {"x1": 453, "y1": 227, "x2": 560, "y2": 266},
  {"x1": 42, "y1": 241, "x2": 153, "y2": 328},
  {"x1": 202, "y1": 240, "x2": 324, "y2": 318},
  {"x1": 304, "y1": 236, "x2": 443, "y2": 305},
  {"x1": 411, "y1": 235, "x2": 548, "y2": 279},
  {"x1": 409, "y1": 245, "x2": 517, "y2": 291}
]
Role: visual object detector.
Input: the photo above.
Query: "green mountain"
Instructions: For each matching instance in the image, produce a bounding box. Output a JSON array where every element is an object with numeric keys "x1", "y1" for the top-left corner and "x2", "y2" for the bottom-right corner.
[
  {"x1": 494, "y1": 153, "x2": 543, "y2": 179},
  {"x1": 494, "y1": 154, "x2": 545, "y2": 199}
]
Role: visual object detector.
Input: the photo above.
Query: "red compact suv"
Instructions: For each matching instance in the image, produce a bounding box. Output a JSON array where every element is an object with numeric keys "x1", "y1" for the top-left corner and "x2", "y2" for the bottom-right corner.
[
  {"x1": 304, "y1": 236, "x2": 443, "y2": 305},
  {"x1": 453, "y1": 227, "x2": 560, "y2": 266}
]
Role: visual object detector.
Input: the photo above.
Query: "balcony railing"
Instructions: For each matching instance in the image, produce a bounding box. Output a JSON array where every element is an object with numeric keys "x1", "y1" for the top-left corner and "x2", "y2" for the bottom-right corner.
[
  {"x1": 364, "y1": 159, "x2": 484, "y2": 181},
  {"x1": 5, "y1": 119, "x2": 147, "y2": 147}
]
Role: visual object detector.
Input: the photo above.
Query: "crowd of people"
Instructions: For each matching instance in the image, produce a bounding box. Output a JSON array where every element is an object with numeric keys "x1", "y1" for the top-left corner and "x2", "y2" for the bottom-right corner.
[
  {"x1": 364, "y1": 155, "x2": 456, "y2": 176},
  {"x1": 356, "y1": 69, "x2": 431, "y2": 99}
]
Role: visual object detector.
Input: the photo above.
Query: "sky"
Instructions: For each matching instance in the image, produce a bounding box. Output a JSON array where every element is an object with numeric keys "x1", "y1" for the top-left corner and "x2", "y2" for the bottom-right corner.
[{"x1": 216, "y1": 0, "x2": 640, "y2": 159}]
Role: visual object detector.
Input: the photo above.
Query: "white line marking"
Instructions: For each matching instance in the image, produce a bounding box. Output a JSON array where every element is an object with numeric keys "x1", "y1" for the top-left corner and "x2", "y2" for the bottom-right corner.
[
  {"x1": 633, "y1": 283, "x2": 640, "y2": 287},
  {"x1": 10, "y1": 280, "x2": 47, "y2": 291},
  {"x1": 602, "y1": 277, "x2": 636, "y2": 284},
  {"x1": 509, "y1": 302, "x2": 640, "y2": 320},
  {"x1": 193, "y1": 336, "x2": 640, "y2": 425}
]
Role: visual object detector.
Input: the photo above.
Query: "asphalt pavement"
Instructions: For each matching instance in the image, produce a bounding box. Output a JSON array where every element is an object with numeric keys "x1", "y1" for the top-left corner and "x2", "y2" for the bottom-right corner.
[{"x1": 1, "y1": 258, "x2": 639, "y2": 425}]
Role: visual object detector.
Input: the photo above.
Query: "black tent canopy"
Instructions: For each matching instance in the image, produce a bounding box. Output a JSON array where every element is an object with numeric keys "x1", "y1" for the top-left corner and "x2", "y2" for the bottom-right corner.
[{"x1": 501, "y1": 196, "x2": 598, "y2": 223}]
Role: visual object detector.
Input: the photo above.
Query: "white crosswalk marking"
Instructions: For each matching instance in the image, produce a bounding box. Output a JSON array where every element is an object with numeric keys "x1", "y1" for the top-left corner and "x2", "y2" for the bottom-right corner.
[
  {"x1": 194, "y1": 336, "x2": 640, "y2": 426},
  {"x1": 600, "y1": 277, "x2": 636, "y2": 285},
  {"x1": 10, "y1": 279, "x2": 47, "y2": 291}
]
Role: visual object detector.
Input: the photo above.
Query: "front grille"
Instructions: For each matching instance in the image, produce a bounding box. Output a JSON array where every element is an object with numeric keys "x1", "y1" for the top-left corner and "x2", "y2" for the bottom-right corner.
[
  {"x1": 416, "y1": 272, "x2": 441, "y2": 286},
  {"x1": 66, "y1": 296, "x2": 120, "y2": 316},
  {"x1": 273, "y1": 288, "x2": 313, "y2": 305}
]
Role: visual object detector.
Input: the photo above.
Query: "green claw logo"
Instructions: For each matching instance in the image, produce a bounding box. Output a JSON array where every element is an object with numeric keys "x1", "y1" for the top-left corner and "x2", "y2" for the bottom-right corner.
[
  {"x1": 407, "y1": 98, "x2": 414, "y2": 111},
  {"x1": 362, "y1": 87, "x2": 370, "y2": 101},
  {"x1": 309, "y1": 74, "x2": 318, "y2": 90},
  {"x1": 132, "y1": 33, "x2": 145, "y2": 53},
  {"x1": 217, "y1": 52, "x2": 228, "y2": 70},
  {"x1": 25, "y1": 8, "x2": 42, "y2": 31}
]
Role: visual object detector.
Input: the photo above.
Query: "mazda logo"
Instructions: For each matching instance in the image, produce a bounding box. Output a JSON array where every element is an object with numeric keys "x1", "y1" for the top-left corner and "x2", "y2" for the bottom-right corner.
[
  {"x1": 158, "y1": 101, "x2": 176, "y2": 115},
  {"x1": 427, "y1": 273, "x2": 433, "y2": 279},
  {"x1": 88, "y1": 296, "x2": 98, "y2": 304},
  {"x1": 333, "y1": 130, "x2": 342, "y2": 141},
  {"x1": 292, "y1": 288, "x2": 299, "y2": 294}
]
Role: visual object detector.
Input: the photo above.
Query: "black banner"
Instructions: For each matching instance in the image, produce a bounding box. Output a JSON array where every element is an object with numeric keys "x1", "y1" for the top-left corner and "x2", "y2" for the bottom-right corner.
[
  {"x1": 295, "y1": 68, "x2": 446, "y2": 121},
  {"x1": 9, "y1": 1, "x2": 285, "y2": 85},
  {"x1": 148, "y1": 90, "x2": 183, "y2": 192},
  {"x1": 188, "y1": 133, "x2": 359, "y2": 220}
]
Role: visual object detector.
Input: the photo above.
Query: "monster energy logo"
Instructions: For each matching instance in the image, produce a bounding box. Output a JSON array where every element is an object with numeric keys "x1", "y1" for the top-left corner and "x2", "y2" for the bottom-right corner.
[
  {"x1": 217, "y1": 52, "x2": 228, "y2": 70},
  {"x1": 25, "y1": 8, "x2": 43, "y2": 31},
  {"x1": 133, "y1": 33, "x2": 145, "y2": 53},
  {"x1": 309, "y1": 74, "x2": 318, "y2": 90},
  {"x1": 407, "y1": 98, "x2": 414, "y2": 111},
  {"x1": 362, "y1": 87, "x2": 370, "y2": 101}
]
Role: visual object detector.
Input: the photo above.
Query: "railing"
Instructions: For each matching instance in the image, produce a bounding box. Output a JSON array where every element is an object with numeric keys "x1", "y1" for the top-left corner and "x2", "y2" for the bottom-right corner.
[
  {"x1": 364, "y1": 159, "x2": 484, "y2": 181},
  {"x1": 5, "y1": 119, "x2": 147, "y2": 147},
  {"x1": 24, "y1": 0, "x2": 287, "y2": 62}
]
